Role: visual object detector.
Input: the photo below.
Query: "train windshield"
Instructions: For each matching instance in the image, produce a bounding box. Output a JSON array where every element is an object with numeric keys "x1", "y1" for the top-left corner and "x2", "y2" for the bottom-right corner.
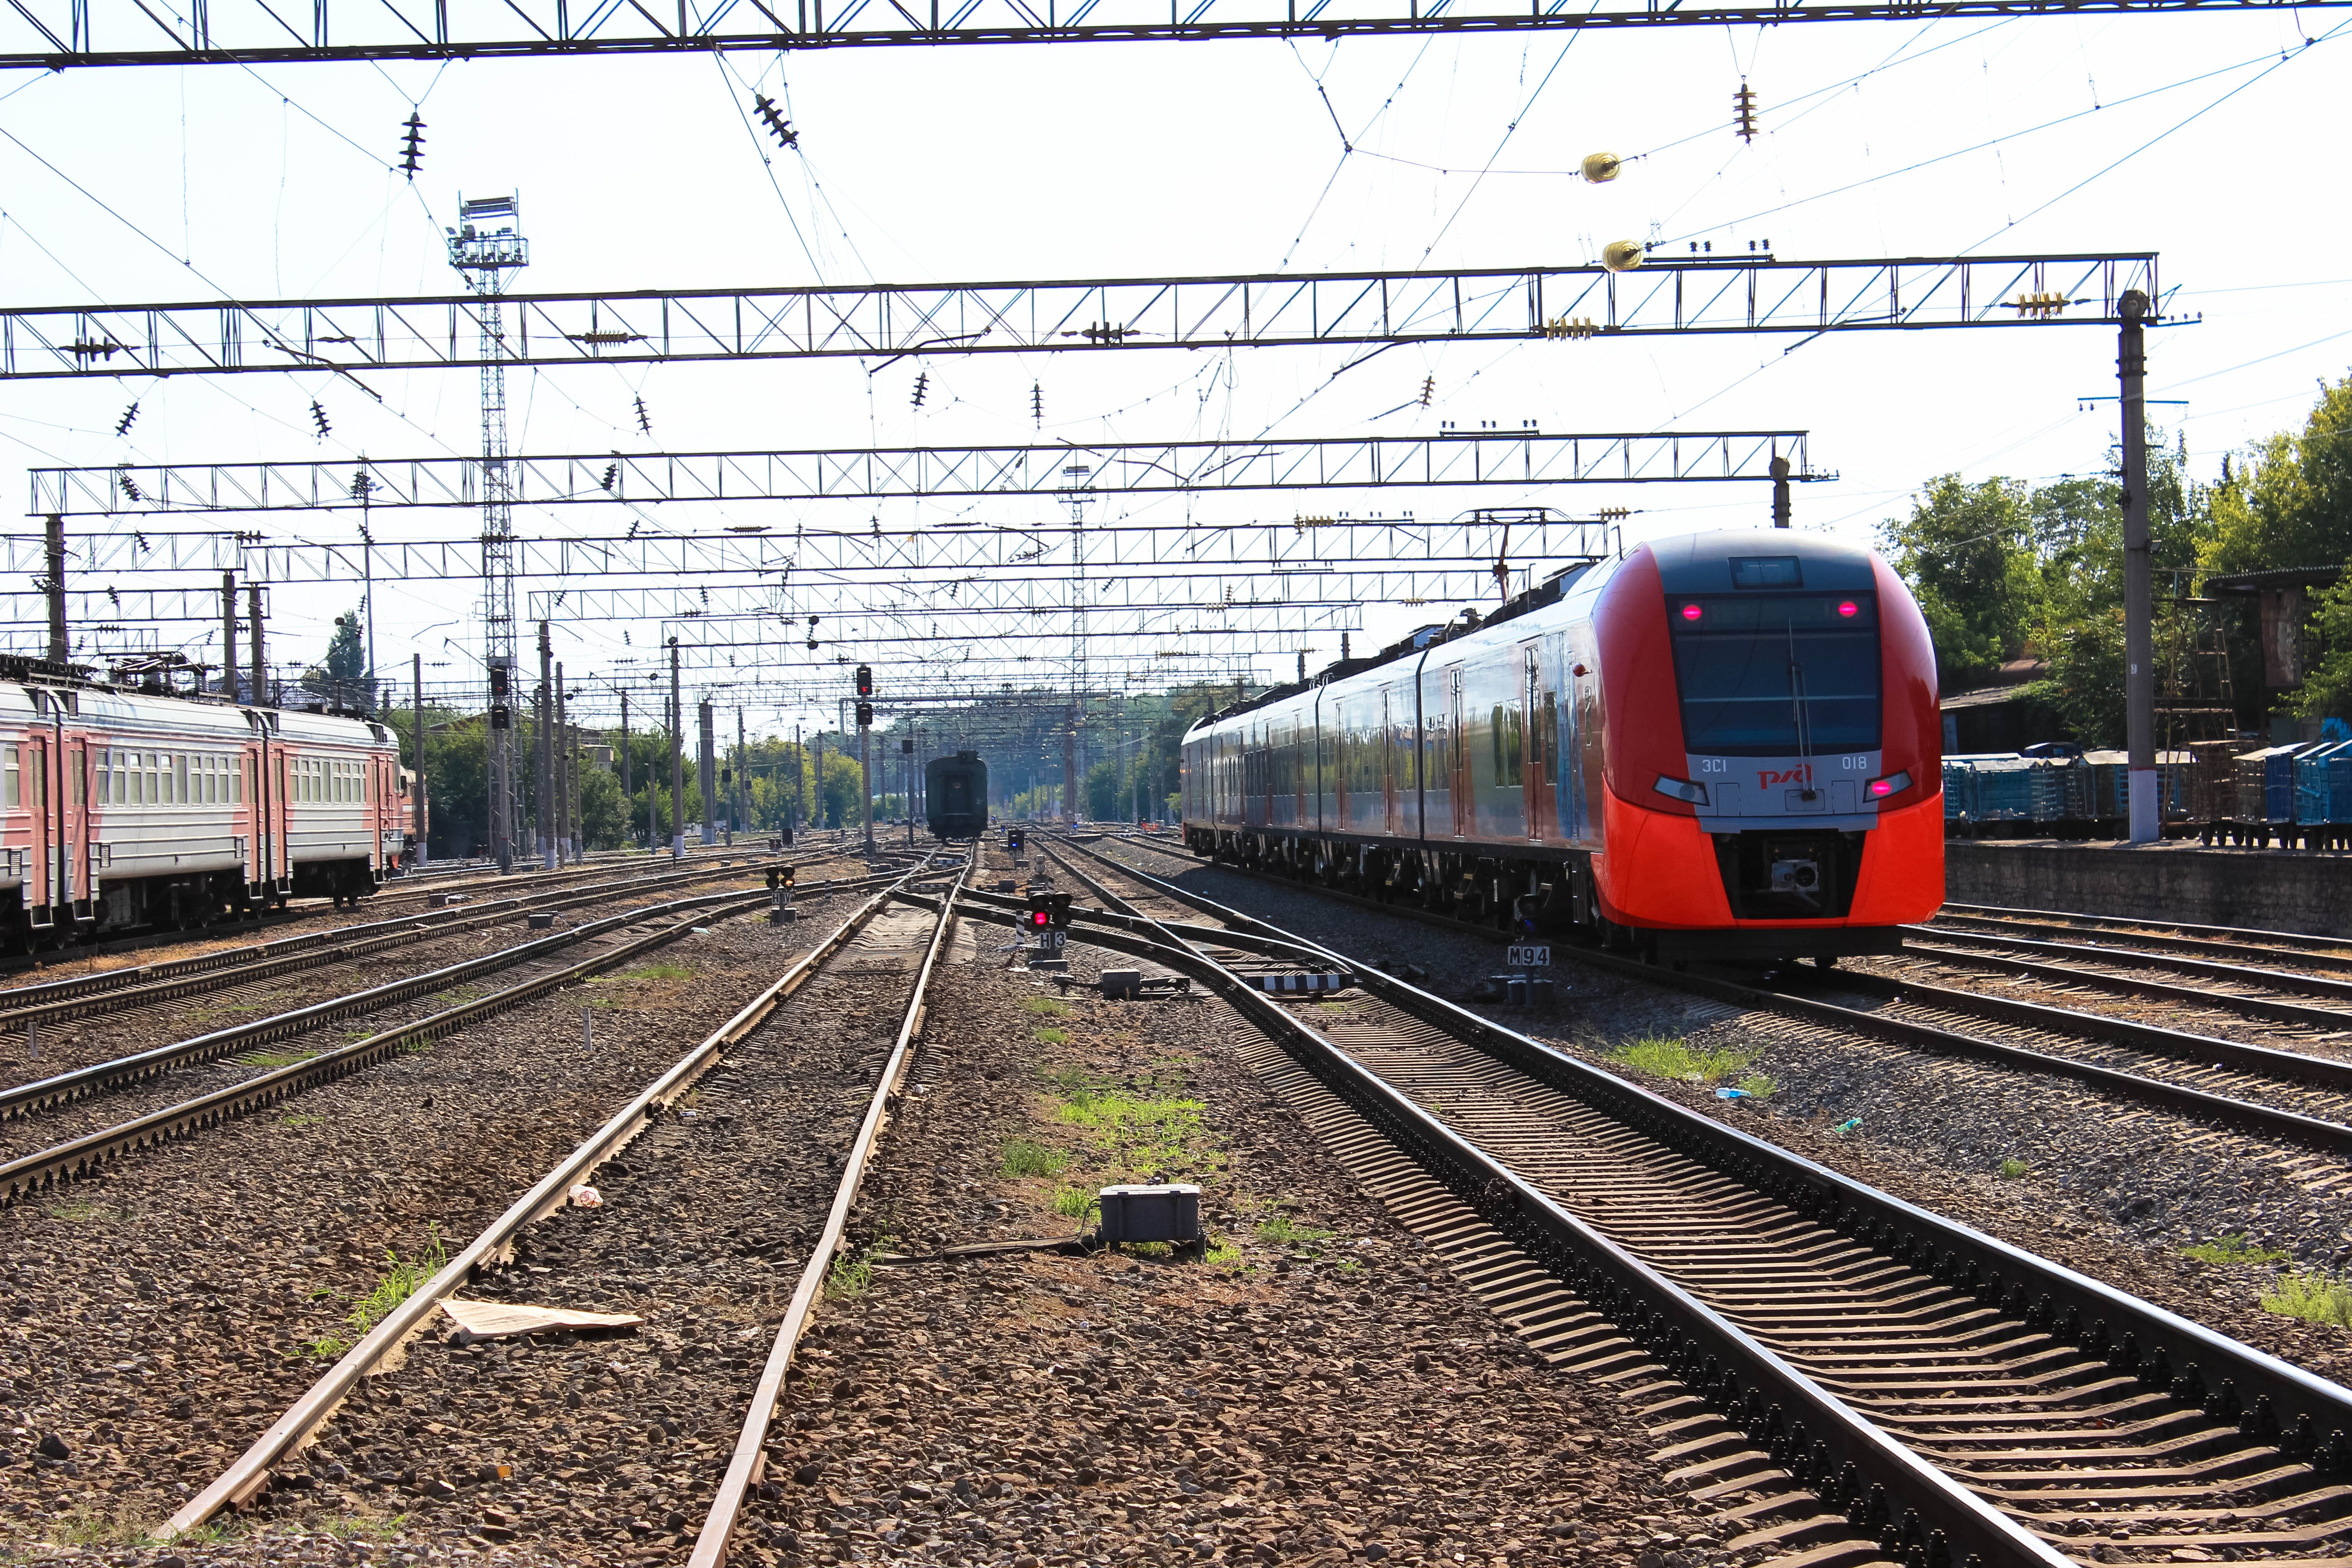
[{"x1": 1667, "y1": 592, "x2": 1881, "y2": 756}]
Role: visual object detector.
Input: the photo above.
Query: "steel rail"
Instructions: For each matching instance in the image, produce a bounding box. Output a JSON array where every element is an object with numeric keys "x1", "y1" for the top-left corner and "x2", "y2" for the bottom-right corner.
[
  {"x1": 0, "y1": 851, "x2": 799, "y2": 1028},
  {"x1": 1926, "y1": 911, "x2": 2352, "y2": 975},
  {"x1": 689, "y1": 846, "x2": 974, "y2": 1568},
  {"x1": 961, "y1": 856, "x2": 2063, "y2": 1567},
  {"x1": 0, "y1": 887, "x2": 838, "y2": 1202},
  {"x1": 1892, "y1": 935, "x2": 2352, "y2": 1031},
  {"x1": 1908, "y1": 921, "x2": 2352, "y2": 996},
  {"x1": 1100, "y1": 838, "x2": 2352, "y2": 1142},
  {"x1": 1939, "y1": 900, "x2": 2352, "y2": 955},
  {"x1": 162, "y1": 858, "x2": 946, "y2": 1537},
  {"x1": 1048, "y1": 837, "x2": 2352, "y2": 1467},
  {"x1": 0, "y1": 878, "x2": 859, "y2": 1126},
  {"x1": 1761, "y1": 969, "x2": 2352, "y2": 1156}
]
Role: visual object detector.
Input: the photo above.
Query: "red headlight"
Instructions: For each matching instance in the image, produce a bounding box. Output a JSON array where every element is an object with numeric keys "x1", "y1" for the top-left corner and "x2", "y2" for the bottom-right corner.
[
  {"x1": 1867, "y1": 770, "x2": 1912, "y2": 798},
  {"x1": 1680, "y1": 603, "x2": 1702, "y2": 621},
  {"x1": 1837, "y1": 600, "x2": 1858, "y2": 618}
]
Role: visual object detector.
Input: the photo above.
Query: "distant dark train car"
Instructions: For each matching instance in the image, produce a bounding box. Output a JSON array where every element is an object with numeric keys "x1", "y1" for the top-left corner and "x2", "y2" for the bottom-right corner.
[{"x1": 926, "y1": 750, "x2": 990, "y2": 840}]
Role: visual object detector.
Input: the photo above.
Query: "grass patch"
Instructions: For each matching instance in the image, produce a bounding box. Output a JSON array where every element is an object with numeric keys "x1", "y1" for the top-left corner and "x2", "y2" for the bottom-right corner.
[
  {"x1": 1023, "y1": 995, "x2": 1071, "y2": 1017},
  {"x1": 624, "y1": 962, "x2": 695, "y2": 982},
  {"x1": 826, "y1": 1241, "x2": 886, "y2": 1301},
  {"x1": 2185, "y1": 1232, "x2": 2291, "y2": 1266},
  {"x1": 1050, "y1": 1185, "x2": 1099, "y2": 1221},
  {"x1": 279, "y1": 1114, "x2": 323, "y2": 1129},
  {"x1": 2263, "y1": 1270, "x2": 2352, "y2": 1328},
  {"x1": 1000, "y1": 1139, "x2": 1069, "y2": 1179},
  {"x1": 311, "y1": 1225, "x2": 448, "y2": 1358},
  {"x1": 314, "y1": 1516, "x2": 409, "y2": 1541},
  {"x1": 1255, "y1": 1212, "x2": 1337, "y2": 1247},
  {"x1": 1033, "y1": 1027, "x2": 1070, "y2": 1046},
  {"x1": 49, "y1": 1507, "x2": 158, "y2": 1547},
  {"x1": 1609, "y1": 1036, "x2": 1755, "y2": 1087},
  {"x1": 1204, "y1": 1237, "x2": 1245, "y2": 1272},
  {"x1": 1997, "y1": 1157, "x2": 2028, "y2": 1180},
  {"x1": 44, "y1": 1199, "x2": 129, "y2": 1224},
  {"x1": 1734, "y1": 1074, "x2": 1777, "y2": 1099}
]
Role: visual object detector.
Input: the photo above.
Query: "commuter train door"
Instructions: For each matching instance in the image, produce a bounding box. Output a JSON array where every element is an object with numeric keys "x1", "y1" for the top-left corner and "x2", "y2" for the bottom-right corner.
[
  {"x1": 1521, "y1": 643, "x2": 1556, "y2": 842},
  {"x1": 1446, "y1": 666, "x2": 1470, "y2": 837},
  {"x1": 64, "y1": 736, "x2": 89, "y2": 913},
  {"x1": 22, "y1": 735, "x2": 49, "y2": 917}
]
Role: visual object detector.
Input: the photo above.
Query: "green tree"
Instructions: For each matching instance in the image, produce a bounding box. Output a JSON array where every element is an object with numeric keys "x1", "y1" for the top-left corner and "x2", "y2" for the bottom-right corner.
[
  {"x1": 2020, "y1": 439, "x2": 2202, "y2": 747},
  {"x1": 1877, "y1": 476, "x2": 2036, "y2": 687},
  {"x1": 579, "y1": 764, "x2": 626, "y2": 849},
  {"x1": 2201, "y1": 375, "x2": 2352, "y2": 580}
]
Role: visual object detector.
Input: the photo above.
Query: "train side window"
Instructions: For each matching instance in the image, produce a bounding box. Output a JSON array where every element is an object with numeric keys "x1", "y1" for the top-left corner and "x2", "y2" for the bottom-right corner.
[
  {"x1": 2, "y1": 744, "x2": 15, "y2": 808},
  {"x1": 176, "y1": 754, "x2": 189, "y2": 804}
]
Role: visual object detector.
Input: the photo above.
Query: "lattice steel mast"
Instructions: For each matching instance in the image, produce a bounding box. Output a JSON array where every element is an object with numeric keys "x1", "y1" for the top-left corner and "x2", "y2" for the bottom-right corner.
[{"x1": 449, "y1": 193, "x2": 529, "y2": 872}]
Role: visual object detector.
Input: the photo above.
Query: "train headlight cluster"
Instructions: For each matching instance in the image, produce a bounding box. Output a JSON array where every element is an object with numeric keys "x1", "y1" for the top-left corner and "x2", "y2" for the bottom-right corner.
[
  {"x1": 1654, "y1": 775, "x2": 1709, "y2": 806},
  {"x1": 1867, "y1": 770, "x2": 1912, "y2": 799}
]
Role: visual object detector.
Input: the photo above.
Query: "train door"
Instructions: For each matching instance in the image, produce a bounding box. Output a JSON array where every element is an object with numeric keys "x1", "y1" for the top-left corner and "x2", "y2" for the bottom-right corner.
[
  {"x1": 240, "y1": 745, "x2": 261, "y2": 892},
  {"x1": 1447, "y1": 666, "x2": 1470, "y2": 837},
  {"x1": 23, "y1": 735, "x2": 49, "y2": 921},
  {"x1": 1561, "y1": 643, "x2": 1589, "y2": 843},
  {"x1": 64, "y1": 737, "x2": 90, "y2": 918},
  {"x1": 1373, "y1": 681, "x2": 1392, "y2": 841},
  {"x1": 1521, "y1": 643, "x2": 1556, "y2": 842}
]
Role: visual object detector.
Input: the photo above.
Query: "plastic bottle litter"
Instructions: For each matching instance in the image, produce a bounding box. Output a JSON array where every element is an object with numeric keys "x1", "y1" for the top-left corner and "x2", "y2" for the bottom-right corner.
[
  {"x1": 568, "y1": 1185, "x2": 604, "y2": 1208},
  {"x1": 1715, "y1": 1087, "x2": 1750, "y2": 1100},
  {"x1": 1833, "y1": 1117, "x2": 1862, "y2": 1135}
]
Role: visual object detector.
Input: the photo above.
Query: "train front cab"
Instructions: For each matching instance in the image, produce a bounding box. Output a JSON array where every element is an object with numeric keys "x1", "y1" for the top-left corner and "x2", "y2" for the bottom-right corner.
[{"x1": 1589, "y1": 536, "x2": 1943, "y2": 965}]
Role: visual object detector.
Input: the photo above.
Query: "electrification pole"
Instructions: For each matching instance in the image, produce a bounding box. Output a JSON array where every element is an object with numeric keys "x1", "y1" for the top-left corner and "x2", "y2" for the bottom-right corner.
[
  {"x1": 735, "y1": 706, "x2": 747, "y2": 845},
  {"x1": 556, "y1": 663, "x2": 572, "y2": 863},
  {"x1": 220, "y1": 572, "x2": 240, "y2": 699},
  {"x1": 2120, "y1": 289, "x2": 2158, "y2": 844},
  {"x1": 41, "y1": 512, "x2": 65, "y2": 665},
  {"x1": 668, "y1": 638, "x2": 685, "y2": 860},
  {"x1": 620, "y1": 691, "x2": 632, "y2": 848},
  {"x1": 698, "y1": 700, "x2": 718, "y2": 848},
  {"x1": 536, "y1": 622, "x2": 555, "y2": 870},
  {"x1": 412, "y1": 651, "x2": 427, "y2": 863},
  {"x1": 248, "y1": 583, "x2": 266, "y2": 707}
]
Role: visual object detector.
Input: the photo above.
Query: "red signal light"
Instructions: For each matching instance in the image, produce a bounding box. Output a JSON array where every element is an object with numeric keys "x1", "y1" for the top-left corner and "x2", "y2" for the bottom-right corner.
[
  {"x1": 1680, "y1": 603, "x2": 1702, "y2": 621},
  {"x1": 1837, "y1": 600, "x2": 1858, "y2": 618},
  {"x1": 1032, "y1": 910, "x2": 1049, "y2": 926}
]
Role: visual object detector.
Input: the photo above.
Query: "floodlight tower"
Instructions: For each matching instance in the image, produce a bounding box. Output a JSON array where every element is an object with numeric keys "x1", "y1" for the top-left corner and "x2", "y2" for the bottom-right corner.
[{"x1": 449, "y1": 193, "x2": 529, "y2": 872}]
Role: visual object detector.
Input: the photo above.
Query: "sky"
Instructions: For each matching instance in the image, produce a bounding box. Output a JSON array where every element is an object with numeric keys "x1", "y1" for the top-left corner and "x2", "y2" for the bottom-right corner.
[{"x1": 2, "y1": 7, "x2": 2348, "y2": 736}]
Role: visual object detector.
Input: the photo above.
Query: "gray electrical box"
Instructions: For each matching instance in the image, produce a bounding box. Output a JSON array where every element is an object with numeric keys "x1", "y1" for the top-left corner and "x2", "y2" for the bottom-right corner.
[
  {"x1": 1100, "y1": 969, "x2": 1142, "y2": 1000},
  {"x1": 1097, "y1": 1184, "x2": 1201, "y2": 1244}
]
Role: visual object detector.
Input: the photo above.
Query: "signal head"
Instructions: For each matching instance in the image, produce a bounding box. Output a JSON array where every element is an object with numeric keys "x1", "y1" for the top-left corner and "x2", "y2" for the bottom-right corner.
[{"x1": 855, "y1": 663, "x2": 873, "y2": 697}]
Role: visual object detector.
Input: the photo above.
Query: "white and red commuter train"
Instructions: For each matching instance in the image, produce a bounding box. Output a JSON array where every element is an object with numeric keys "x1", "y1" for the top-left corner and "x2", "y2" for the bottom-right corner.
[
  {"x1": 1180, "y1": 529, "x2": 1945, "y2": 965},
  {"x1": 0, "y1": 667, "x2": 408, "y2": 952}
]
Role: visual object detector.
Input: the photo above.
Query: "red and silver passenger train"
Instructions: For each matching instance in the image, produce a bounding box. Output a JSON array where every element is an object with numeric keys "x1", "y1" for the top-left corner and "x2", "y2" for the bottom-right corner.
[
  {"x1": 1, "y1": 667, "x2": 409, "y2": 952},
  {"x1": 1180, "y1": 530, "x2": 1943, "y2": 964}
]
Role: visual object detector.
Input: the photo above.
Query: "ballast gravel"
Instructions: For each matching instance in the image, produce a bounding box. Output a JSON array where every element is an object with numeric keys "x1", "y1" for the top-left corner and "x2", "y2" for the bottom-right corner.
[
  {"x1": 1099, "y1": 837, "x2": 2352, "y2": 1385},
  {"x1": 0, "y1": 860, "x2": 877, "y2": 1563}
]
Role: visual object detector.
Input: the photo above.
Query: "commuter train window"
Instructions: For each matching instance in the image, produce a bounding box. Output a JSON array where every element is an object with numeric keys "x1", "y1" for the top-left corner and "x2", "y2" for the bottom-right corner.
[
  {"x1": 176, "y1": 754, "x2": 189, "y2": 804},
  {"x1": 2, "y1": 744, "x2": 16, "y2": 808},
  {"x1": 1728, "y1": 556, "x2": 1803, "y2": 589},
  {"x1": 1669, "y1": 591, "x2": 1882, "y2": 756}
]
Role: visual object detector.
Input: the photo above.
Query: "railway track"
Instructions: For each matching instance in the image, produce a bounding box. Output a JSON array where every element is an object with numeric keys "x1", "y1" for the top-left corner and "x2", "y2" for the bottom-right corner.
[
  {"x1": 163, "y1": 848, "x2": 972, "y2": 1554},
  {"x1": 1021, "y1": 835, "x2": 2352, "y2": 1566},
  {"x1": 1097, "y1": 834, "x2": 2352, "y2": 1167},
  {"x1": 0, "y1": 866, "x2": 931, "y2": 1201},
  {"x1": 0, "y1": 849, "x2": 823, "y2": 1029},
  {"x1": 1924, "y1": 906, "x2": 2352, "y2": 978}
]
